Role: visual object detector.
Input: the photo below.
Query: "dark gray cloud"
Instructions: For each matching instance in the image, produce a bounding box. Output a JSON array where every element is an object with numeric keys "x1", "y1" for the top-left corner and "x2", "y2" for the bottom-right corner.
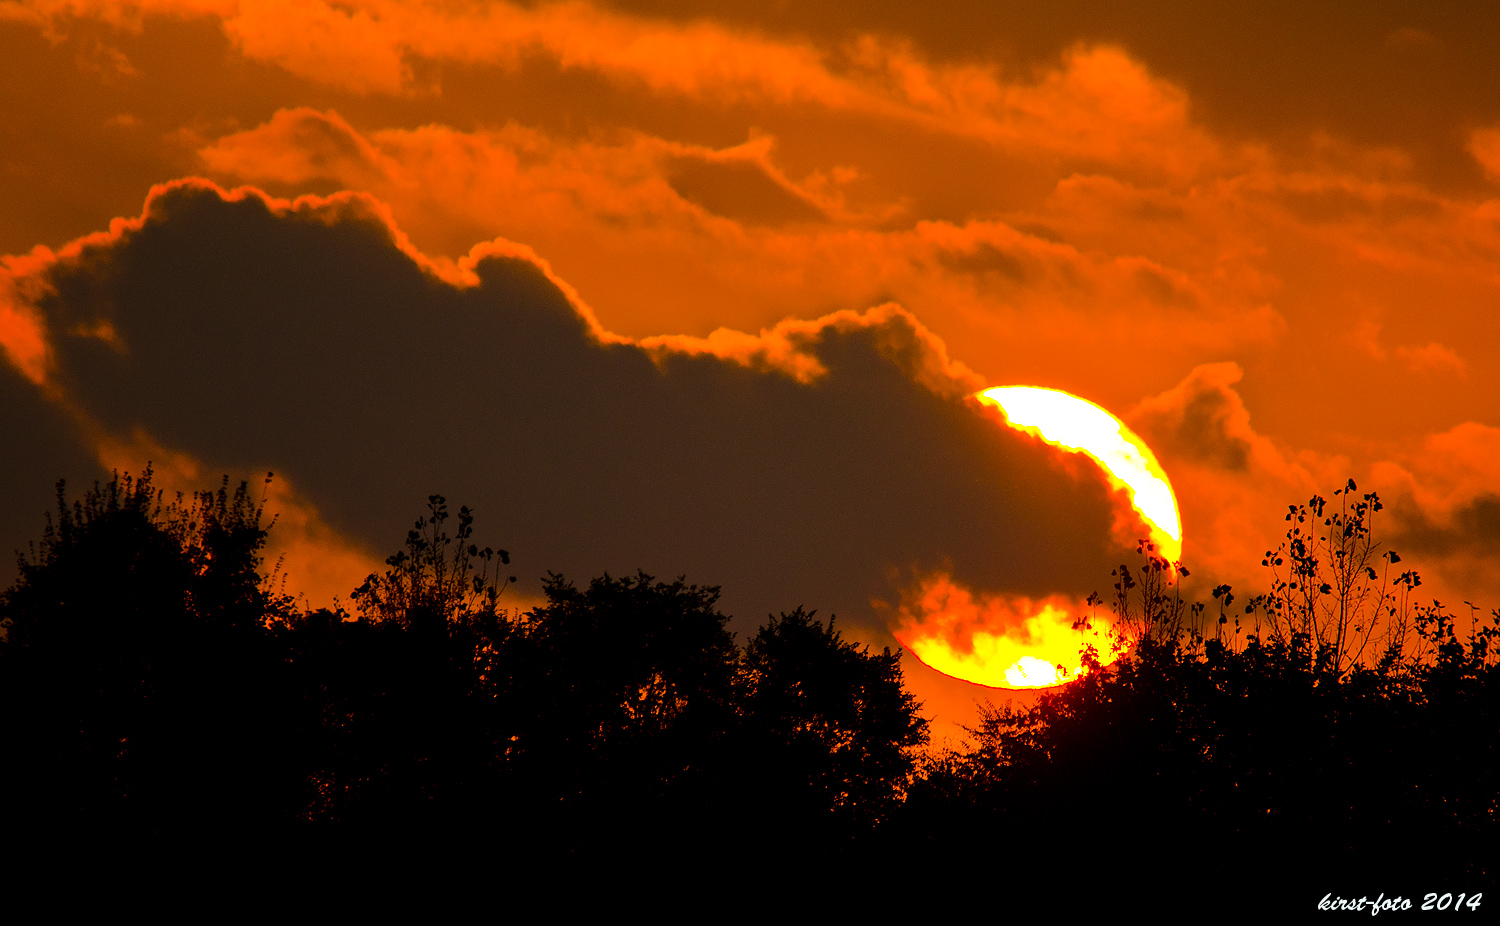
[
  {"x1": 14, "y1": 181, "x2": 1129, "y2": 640},
  {"x1": 0, "y1": 363, "x2": 106, "y2": 585},
  {"x1": 1130, "y1": 362, "x2": 1253, "y2": 473},
  {"x1": 1392, "y1": 493, "x2": 1500, "y2": 558}
]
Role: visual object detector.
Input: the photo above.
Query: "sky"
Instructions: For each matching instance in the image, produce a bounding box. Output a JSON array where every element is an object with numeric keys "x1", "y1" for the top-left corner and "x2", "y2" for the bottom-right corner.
[{"x1": 5, "y1": 0, "x2": 1500, "y2": 740}]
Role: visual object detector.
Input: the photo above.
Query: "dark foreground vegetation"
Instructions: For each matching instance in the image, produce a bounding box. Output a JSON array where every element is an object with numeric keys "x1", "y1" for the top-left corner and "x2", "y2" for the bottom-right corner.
[{"x1": 1, "y1": 471, "x2": 1494, "y2": 896}]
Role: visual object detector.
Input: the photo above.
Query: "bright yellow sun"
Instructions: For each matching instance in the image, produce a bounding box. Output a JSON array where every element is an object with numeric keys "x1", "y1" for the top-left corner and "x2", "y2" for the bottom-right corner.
[
  {"x1": 894, "y1": 386, "x2": 1183, "y2": 690},
  {"x1": 979, "y1": 385, "x2": 1181, "y2": 563}
]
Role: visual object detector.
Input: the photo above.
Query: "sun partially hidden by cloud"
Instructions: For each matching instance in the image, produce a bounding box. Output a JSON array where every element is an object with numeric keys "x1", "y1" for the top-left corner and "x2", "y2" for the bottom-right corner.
[
  {"x1": 5, "y1": 0, "x2": 1500, "y2": 740},
  {"x1": 0, "y1": 179, "x2": 1140, "y2": 654},
  {"x1": 980, "y1": 385, "x2": 1182, "y2": 564},
  {"x1": 891, "y1": 385, "x2": 1178, "y2": 690}
]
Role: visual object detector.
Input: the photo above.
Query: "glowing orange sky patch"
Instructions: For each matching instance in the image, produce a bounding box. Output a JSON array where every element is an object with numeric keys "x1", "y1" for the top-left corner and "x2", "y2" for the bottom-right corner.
[{"x1": 0, "y1": 295, "x2": 49, "y2": 385}]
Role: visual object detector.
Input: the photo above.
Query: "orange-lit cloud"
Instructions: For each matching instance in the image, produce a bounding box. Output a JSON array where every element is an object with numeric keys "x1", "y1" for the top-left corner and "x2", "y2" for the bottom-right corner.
[
  {"x1": 1394, "y1": 341, "x2": 1468, "y2": 379},
  {"x1": 0, "y1": 270, "x2": 50, "y2": 385},
  {"x1": 191, "y1": 106, "x2": 1281, "y2": 381},
  {"x1": 1469, "y1": 127, "x2": 1500, "y2": 182},
  {"x1": 1127, "y1": 360, "x2": 1500, "y2": 620},
  {"x1": 6, "y1": 1, "x2": 1222, "y2": 179},
  {"x1": 1373, "y1": 423, "x2": 1500, "y2": 598},
  {"x1": 1126, "y1": 362, "x2": 1333, "y2": 593}
]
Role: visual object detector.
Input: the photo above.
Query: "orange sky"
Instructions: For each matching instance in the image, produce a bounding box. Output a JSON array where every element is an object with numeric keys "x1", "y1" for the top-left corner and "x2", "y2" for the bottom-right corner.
[{"x1": 6, "y1": 1, "x2": 1500, "y2": 740}]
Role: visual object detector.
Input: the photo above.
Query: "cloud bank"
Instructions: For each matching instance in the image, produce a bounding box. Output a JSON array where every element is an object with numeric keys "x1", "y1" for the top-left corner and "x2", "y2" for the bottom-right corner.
[{"x1": 4, "y1": 179, "x2": 1146, "y2": 646}]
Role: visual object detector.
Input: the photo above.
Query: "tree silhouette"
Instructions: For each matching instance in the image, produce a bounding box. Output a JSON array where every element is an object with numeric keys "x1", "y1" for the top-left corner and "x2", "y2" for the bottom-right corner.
[
  {"x1": 0, "y1": 469, "x2": 302, "y2": 835},
  {"x1": 1243, "y1": 480, "x2": 1425, "y2": 676},
  {"x1": 736, "y1": 608, "x2": 928, "y2": 847},
  {"x1": 281, "y1": 495, "x2": 518, "y2": 835}
]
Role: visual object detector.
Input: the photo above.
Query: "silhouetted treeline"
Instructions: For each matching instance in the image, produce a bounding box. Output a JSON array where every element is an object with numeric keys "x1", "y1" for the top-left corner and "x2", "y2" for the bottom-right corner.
[
  {"x1": 897, "y1": 489, "x2": 1497, "y2": 896},
  {"x1": 1, "y1": 472, "x2": 1495, "y2": 893},
  {"x1": 0, "y1": 472, "x2": 926, "y2": 861},
  {"x1": 896, "y1": 632, "x2": 1495, "y2": 892}
]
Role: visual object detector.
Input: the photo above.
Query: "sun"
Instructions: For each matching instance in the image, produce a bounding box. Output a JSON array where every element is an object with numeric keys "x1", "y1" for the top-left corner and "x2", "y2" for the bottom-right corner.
[
  {"x1": 978, "y1": 386, "x2": 1181, "y2": 564},
  {"x1": 894, "y1": 385, "x2": 1183, "y2": 690}
]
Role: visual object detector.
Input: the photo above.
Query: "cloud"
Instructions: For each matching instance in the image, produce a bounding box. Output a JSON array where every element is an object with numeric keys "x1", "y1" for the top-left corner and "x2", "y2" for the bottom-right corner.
[
  {"x1": 1372, "y1": 422, "x2": 1500, "y2": 601},
  {"x1": 199, "y1": 108, "x2": 391, "y2": 192},
  {"x1": 891, "y1": 574, "x2": 1120, "y2": 689},
  {"x1": 4, "y1": 179, "x2": 1145, "y2": 642},
  {"x1": 182, "y1": 104, "x2": 1500, "y2": 617},
  {"x1": 0, "y1": 267, "x2": 52, "y2": 385},
  {"x1": 1469, "y1": 127, "x2": 1500, "y2": 182},
  {"x1": 0, "y1": 356, "x2": 103, "y2": 584},
  {"x1": 192, "y1": 107, "x2": 1283, "y2": 399},
  {"x1": 1394, "y1": 341, "x2": 1468, "y2": 378},
  {"x1": 664, "y1": 144, "x2": 829, "y2": 227},
  {"x1": 1126, "y1": 362, "x2": 1327, "y2": 593},
  {"x1": 11, "y1": 2, "x2": 1223, "y2": 184},
  {"x1": 1128, "y1": 362, "x2": 1500, "y2": 613},
  {"x1": 1376, "y1": 423, "x2": 1500, "y2": 535},
  {"x1": 200, "y1": 108, "x2": 856, "y2": 234},
  {"x1": 1396, "y1": 494, "x2": 1500, "y2": 558},
  {"x1": 1130, "y1": 362, "x2": 1255, "y2": 472},
  {"x1": 5, "y1": 0, "x2": 1500, "y2": 747}
]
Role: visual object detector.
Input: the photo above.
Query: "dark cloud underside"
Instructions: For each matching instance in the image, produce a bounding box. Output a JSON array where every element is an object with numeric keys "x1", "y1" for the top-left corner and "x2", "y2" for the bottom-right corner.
[{"x1": 23, "y1": 183, "x2": 1126, "y2": 636}]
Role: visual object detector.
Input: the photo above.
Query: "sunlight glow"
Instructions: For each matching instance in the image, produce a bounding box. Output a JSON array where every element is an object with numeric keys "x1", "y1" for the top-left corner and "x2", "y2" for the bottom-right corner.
[
  {"x1": 979, "y1": 385, "x2": 1182, "y2": 564},
  {"x1": 896, "y1": 387, "x2": 1181, "y2": 690},
  {"x1": 895, "y1": 579, "x2": 1131, "y2": 690}
]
